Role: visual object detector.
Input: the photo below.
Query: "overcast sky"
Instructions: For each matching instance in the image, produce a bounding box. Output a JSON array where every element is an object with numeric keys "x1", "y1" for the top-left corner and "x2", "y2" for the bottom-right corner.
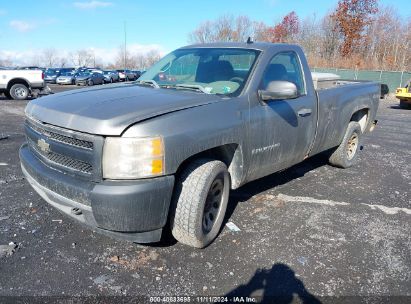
[{"x1": 0, "y1": 0, "x2": 409, "y2": 65}]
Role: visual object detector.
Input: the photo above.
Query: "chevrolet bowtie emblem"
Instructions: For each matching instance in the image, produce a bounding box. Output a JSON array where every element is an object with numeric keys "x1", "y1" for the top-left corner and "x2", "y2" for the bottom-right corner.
[{"x1": 37, "y1": 138, "x2": 50, "y2": 153}]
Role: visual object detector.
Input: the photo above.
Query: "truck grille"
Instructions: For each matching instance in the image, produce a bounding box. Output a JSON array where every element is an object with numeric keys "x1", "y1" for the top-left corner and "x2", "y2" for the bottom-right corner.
[
  {"x1": 24, "y1": 118, "x2": 103, "y2": 180},
  {"x1": 28, "y1": 137, "x2": 93, "y2": 174},
  {"x1": 28, "y1": 122, "x2": 93, "y2": 150}
]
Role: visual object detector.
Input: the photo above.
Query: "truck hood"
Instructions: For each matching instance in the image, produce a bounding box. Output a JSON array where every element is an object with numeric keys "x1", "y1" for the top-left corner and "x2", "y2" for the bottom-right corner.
[{"x1": 25, "y1": 83, "x2": 223, "y2": 135}]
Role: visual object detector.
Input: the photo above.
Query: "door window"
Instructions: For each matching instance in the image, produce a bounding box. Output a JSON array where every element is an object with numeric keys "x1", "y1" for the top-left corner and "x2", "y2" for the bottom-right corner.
[{"x1": 262, "y1": 52, "x2": 306, "y2": 95}]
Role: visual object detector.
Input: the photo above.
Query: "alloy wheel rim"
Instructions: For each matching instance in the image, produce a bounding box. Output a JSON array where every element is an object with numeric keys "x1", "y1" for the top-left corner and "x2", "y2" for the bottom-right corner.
[
  {"x1": 347, "y1": 133, "x2": 359, "y2": 160},
  {"x1": 14, "y1": 88, "x2": 27, "y2": 98},
  {"x1": 15, "y1": 87, "x2": 27, "y2": 98}
]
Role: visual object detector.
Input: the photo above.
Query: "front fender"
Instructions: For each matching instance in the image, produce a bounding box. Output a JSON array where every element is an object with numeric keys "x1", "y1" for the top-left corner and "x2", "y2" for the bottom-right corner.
[{"x1": 122, "y1": 98, "x2": 247, "y2": 187}]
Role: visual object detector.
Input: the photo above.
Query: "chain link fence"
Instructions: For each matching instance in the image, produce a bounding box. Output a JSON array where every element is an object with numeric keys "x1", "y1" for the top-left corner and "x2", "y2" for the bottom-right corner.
[{"x1": 312, "y1": 68, "x2": 411, "y2": 93}]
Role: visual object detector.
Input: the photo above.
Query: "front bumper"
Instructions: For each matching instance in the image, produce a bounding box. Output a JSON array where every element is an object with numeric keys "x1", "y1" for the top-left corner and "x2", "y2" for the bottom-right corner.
[
  {"x1": 20, "y1": 144, "x2": 175, "y2": 243},
  {"x1": 56, "y1": 79, "x2": 73, "y2": 84},
  {"x1": 76, "y1": 80, "x2": 89, "y2": 85}
]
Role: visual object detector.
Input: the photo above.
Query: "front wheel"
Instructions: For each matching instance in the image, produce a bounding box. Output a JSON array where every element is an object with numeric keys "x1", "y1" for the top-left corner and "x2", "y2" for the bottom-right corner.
[
  {"x1": 329, "y1": 121, "x2": 362, "y2": 168},
  {"x1": 88, "y1": 80, "x2": 94, "y2": 86},
  {"x1": 171, "y1": 159, "x2": 230, "y2": 248},
  {"x1": 9, "y1": 83, "x2": 29, "y2": 100}
]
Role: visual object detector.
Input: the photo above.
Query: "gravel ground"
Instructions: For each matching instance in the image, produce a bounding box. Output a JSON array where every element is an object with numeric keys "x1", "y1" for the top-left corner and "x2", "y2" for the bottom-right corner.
[{"x1": 0, "y1": 85, "x2": 410, "y2": 302}]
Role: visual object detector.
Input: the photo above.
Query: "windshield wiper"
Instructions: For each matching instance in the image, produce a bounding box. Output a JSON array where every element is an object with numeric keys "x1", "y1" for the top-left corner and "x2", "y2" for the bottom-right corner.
[
  {"x1": 175, "y1": 84, "x2": 210, "y2": 94},
  {"x1": 136, "y1": 79, "x2": 160, "y2": 88}
]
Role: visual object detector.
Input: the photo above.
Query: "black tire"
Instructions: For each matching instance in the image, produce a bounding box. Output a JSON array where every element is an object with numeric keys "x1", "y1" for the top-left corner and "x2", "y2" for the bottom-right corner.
[
  {"x1": 88, "y1": 80, "x2": 94, "y2": 86},
  {"x1": 110, "y1": 77, "x2": 113, "y2": 83},
  {"x1": 4, "y1": 91, "x2": 12, "y2": 99},
  {"x1": 9, "y1": 83, "x2": 29, "y2": 100},
  {"x1": 329, "y1": 121, "x2": 362, "y2": 168},
  {"x1": 125, "y1": 76, "x2": 129, "y2": 82},
  {"x1": 399, "y1": 100, "x2": 411, "y2": 109},
  {"x1": 171, "y1": 159, "x2": 230, "y2": 248}
]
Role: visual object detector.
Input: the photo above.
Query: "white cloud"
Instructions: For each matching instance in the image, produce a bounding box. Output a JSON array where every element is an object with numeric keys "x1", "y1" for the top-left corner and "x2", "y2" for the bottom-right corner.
[
  {"x1": 9, "y1": 20, "x2": 36, "y2": 32},
  {"x1": 0, "y1": 44, "x2": 166, "y2": 66},
  {"x1": 73, "y1": 1, "x2": 113, "y2": 9}
]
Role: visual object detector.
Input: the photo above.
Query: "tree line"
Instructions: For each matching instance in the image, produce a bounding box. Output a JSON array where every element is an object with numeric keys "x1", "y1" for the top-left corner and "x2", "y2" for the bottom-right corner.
[
  {"x1": 0, "y1": 46, "x2": 161, "y2": 70},
  {"x1": 189, "y1": 0, "x2": 411, "y2": 72}
]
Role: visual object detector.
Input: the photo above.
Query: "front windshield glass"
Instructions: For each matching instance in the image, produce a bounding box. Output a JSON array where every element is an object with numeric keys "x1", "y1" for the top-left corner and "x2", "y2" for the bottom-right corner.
[
  {"x1": 61, "y1": 72, "x2": 72, "y2": 76},
  {"x1": 138, "y1": 48, "x2": 260, "y2": 95}
]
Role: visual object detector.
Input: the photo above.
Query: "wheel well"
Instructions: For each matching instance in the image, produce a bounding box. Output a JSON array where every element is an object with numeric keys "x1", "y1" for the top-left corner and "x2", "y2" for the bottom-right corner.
[
  {"x1": 350, "y1": 108, "x2": 369, "y2": 133},
  {"x1": 176, "y1": 144, "x2": 243, "y2": 189},
  {"x1": 7, "y1": 78, "x2": 30, "y2": 91}
]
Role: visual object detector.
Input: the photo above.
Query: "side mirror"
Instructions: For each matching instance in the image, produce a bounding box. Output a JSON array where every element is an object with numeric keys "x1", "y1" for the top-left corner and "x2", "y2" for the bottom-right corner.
[{"x1": 258, "y1": 81, "x2": 298, "y2": 102}]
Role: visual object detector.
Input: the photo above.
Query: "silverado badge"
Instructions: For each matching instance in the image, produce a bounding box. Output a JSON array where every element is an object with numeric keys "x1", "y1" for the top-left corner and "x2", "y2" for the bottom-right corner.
[{"x1": 37, "y1": 138, "x2": 50, "y2": 153}]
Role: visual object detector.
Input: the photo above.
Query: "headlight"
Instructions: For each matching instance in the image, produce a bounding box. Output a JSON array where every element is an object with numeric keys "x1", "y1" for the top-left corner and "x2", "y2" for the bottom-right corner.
[{"x1": 102, "y1": 136, "x2": 164, "y2": 179}]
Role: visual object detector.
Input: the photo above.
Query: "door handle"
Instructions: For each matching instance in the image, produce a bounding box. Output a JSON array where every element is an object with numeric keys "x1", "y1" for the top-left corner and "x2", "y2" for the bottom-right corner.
[{"x1": 298, "y1": 108, "x2": 312, "y2": 117}]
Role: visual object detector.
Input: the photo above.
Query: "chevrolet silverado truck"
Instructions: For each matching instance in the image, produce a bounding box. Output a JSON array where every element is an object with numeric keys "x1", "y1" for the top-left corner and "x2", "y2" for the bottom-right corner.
[
  {"x1": 0, "y1": 68, "x2": 47, "y2": 100},
  {"x1": 20, "y1": 42, "x2": 379, "y2": 248}
]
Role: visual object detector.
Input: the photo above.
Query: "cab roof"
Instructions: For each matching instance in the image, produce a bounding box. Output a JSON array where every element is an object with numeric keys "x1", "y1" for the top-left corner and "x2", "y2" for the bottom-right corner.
[{"x1": 180, "y1": 42, "x2": 299, "y2": 52}]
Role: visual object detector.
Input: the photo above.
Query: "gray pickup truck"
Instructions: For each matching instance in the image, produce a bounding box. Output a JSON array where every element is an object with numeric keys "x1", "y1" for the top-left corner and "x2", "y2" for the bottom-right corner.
[{"x1": 20, "y1": 42, "x2": 379, "y2": 248}]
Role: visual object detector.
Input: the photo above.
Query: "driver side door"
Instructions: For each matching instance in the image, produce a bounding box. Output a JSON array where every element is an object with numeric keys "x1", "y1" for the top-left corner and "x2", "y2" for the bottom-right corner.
[{"x1": 246, "y1": 51, "x2": 317, "y2": 181}]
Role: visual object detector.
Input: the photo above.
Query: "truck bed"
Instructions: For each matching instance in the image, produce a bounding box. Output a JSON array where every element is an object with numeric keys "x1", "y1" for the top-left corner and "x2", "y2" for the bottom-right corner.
[{"x1": 310, "y1": 80, "x2": 380, "y2": 156}]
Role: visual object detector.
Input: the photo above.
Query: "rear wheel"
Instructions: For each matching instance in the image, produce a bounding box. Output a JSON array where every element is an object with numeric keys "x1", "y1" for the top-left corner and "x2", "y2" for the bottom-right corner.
[
  {"x1": 329, "y1": 122, "x2": 362, "y2": 168},
  {"x1": 9, "y1": 83, "x2": 29, "y2": 100},
  {"x1": 171, "y1": 159, "x2": 230, "y2": 248},
  {"x1": 399, "y1": 100, "x2": 411, "y2": 109}
]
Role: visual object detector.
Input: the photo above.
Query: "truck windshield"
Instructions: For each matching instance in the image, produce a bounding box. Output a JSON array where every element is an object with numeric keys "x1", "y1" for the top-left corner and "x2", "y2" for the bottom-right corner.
[{"x1": 138, "y1": 48, "x2": 260, "y2": 95}]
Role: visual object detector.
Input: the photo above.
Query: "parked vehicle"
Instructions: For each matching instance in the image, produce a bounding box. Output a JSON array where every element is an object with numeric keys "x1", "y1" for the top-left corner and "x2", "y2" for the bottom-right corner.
[
  {"x1": 131, "y1": 70, "x2": 142, "y2": 80},
  {"x1": 0, "y1": 69, "x2": 47, "y2": 100},
  {"x1": 395, "y1": 79, "x2": 411, "y2": 109},
  {"x1": 44, "y1": 69, "x2": 61, "y2": 84},
  {"x1": 116, "y1": 69, "x2": 137, "y2": 81},
  {"x1": 45, "y1": 68, "x2": 76, "y2": 83},
  {"x1": 56, "y1": 72, "x2": 76, "y2": 85},
  {"x1": 20, "y1": 42, "x2": 379, "y2": 248},
  {"x1": 103, "y1": 70, "x2": 119, "y2": 83},
  {"x1": 75, "y1": 71, "x2": 105, "y2": 86}
]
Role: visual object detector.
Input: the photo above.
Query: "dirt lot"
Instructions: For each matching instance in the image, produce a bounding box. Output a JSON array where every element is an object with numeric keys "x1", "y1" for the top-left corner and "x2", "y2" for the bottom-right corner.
[{"x1": 0, "y1": 85, "x2": 410, "y2": 302}]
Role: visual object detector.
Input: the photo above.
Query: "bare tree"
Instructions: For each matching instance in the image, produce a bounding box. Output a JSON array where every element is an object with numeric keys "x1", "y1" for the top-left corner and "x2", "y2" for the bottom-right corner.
[
  {"x1": 114, "y1": 45, "x2": 131, "y2": 69},
  {"x1": 0, "y1": 59, "x2": 13, "y2": 67},
  {"x1": 42, "y1": 48, "x2": 58, "y2": 67},
  {"x1": 189, "y1": 15, "x2": 256, "y2": 43},
  {"x1": 144, "y1": 50, "x2": 161, "y2": 68},
  {"x1": 321, "y1": 14, "x2": 340, "y2": 61},
  {"x1": 70, "y1": 49, "x2": 93, "y2": 67}
]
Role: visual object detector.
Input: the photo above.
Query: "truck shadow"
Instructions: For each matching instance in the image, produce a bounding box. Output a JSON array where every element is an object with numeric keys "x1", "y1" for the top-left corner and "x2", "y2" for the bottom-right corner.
[
  {"x1": 390, "y1": 105, "x2": 409, "y2": 110},
  {"x1": 153, "y1": 152, "x2": 332, "y2": 248},
  {"x1": 225, "y1": 263, "x2": 321, "y2": 304},
  {"x1": 225, "y1": 151, "x2": 331, "y2": 222}
]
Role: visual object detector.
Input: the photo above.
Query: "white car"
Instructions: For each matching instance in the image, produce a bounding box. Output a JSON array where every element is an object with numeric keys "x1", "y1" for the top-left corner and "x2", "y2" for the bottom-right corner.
[{"x1": 0, "y1": 69, "x2": 46, "y2": 100}]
